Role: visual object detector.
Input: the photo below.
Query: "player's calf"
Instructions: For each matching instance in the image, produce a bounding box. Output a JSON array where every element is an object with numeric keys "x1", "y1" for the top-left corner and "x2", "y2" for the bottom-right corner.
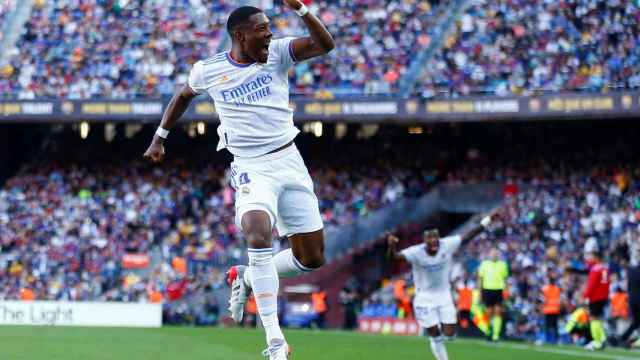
[
  {"x1": 441, "y1": 324, "x2": 457, "y2": 341},
  {"x1": 273, "y1": 230, "x2": 325, "y2": 278},
  {"x1": 425, "y1": 327, "x2": 449, "y2": 360},
  {"x1": 242, "y1": 211, "x2": 285, "y2": 344}
]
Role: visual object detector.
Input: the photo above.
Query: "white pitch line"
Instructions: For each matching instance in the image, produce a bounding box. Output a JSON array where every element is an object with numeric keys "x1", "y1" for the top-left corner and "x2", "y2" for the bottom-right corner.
[{"x1": 457, "y1": 339, "x2": 639, "y2": 360}]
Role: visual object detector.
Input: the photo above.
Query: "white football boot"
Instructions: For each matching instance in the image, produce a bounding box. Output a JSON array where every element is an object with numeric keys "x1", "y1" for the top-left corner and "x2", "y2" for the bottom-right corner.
[
  {"x1": 226, "y1": 265, "x2": 251, "y2": 323},
  {"x1": 262, "y1": 339, "x2": 291, "y2": 359}
]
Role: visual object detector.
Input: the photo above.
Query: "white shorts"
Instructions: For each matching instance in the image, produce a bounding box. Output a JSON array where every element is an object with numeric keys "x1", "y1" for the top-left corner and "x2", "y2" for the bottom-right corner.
[
  {"x1": 414, "y1": 294, "x2": 457, "y2": 329},
  {"x1": 230, "y1": 144, "x2": 324, "y2": 237}
]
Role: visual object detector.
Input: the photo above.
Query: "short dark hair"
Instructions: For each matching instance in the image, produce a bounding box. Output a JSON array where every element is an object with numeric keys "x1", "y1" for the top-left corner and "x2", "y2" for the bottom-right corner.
[{"x1": 227, "y1": 6, "x2": 263, "y2": 35}]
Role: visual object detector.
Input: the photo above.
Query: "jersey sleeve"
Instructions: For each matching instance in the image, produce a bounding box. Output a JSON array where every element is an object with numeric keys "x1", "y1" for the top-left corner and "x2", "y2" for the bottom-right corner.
[
  {"x1": 187, "y1": 61, "x2": 207, "y2": 94},
  {"x1": 270, "y1": 37, "x2": 298, "y2": 71},
  {"x1": 443, "y1": 235, "x2": 462, "y2": 254},
  {"x1": 400, "y1": 245, "x2": 421, "y2": 264}
]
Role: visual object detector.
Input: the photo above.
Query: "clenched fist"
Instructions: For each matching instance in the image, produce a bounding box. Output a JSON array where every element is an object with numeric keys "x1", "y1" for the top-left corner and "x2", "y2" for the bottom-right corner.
[
  {"x1": 143, "y1": 139, "x2": 165, "y2": 163},
  {"x1": 283, "y1": 0, "x2": 304, "y2": 11},
  {"x1": 387, "y1": 234, "x2": 399, "y2": 247}
]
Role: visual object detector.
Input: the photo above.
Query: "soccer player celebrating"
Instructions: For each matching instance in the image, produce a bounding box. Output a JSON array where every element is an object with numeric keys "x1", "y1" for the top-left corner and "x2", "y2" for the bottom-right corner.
[
  {"x1": 143, "y1": 2, "x2": 334, "y2": 359},
  {"x1": 386, "y1": 212, "x2": 498, "y2": 360}
]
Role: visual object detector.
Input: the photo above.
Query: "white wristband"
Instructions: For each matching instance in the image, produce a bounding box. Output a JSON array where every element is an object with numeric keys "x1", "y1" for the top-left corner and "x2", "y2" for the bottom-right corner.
[
  {"x1": 295, "y1": 3, "x2": 309, "y2": 16},
  {"x1": 155, "y1": 127, "x2": 169, "y2": 139},
  {"x1": 480, "y1": 216, "x2": 492, "y2": 228}
]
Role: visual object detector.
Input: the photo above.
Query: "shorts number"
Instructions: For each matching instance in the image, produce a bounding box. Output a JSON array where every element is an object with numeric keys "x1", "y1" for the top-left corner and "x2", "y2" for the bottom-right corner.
[
  {"x1": 239, "y1": 173, "x2": 250, "y2": 185},
  {"x1": 415, "y1": 307, "x2": 429, "y2": 318}
]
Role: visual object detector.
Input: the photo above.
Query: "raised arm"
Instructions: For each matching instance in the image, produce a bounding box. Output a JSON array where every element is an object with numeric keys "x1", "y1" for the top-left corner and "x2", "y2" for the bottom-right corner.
[
  {"x1": 386, "y1": 234, "x2": 407, "y2": 262},
  {"x1": 283, "y1": 0, "x2": 335, "y2": 61},
  {"x1": 459, "y1": 209, "x2": 500, "y2": 247},
  {"x1": 143, "y1": 85, "x2": 198, "y2": 163}
]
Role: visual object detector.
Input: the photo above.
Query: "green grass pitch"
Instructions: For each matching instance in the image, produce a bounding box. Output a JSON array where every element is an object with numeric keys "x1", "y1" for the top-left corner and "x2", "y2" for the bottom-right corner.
[{"x1": 1, "y1": 326, "x2": 638, "y2": 360}]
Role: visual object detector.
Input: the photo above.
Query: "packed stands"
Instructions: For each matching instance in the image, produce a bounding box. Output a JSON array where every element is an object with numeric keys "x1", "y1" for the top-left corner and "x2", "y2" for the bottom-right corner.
[
  {"x1": 266, "y1": 0, "x2": 446, "y2": 96},
  {"x1": 416, "y1": 0, "x2": 640, "y2": 98},
  {"x1": 2, "y1": 0, "x2": 447, "y2": 98},
  {"x1": 3, "y1": 0, "x2": 233, "y2": 99},
  {"x1": 4, "y1": 0, "x2": 640, "y2": 98}
]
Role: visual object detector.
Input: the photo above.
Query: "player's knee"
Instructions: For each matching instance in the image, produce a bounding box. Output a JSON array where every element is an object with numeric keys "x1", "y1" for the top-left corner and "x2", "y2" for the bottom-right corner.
[
  {"x1": 442, "y1": 325, "x2": 456, "y2": 338},
  {"x1": 426, "y1": 326, "x2": 441, "y2": 337},
  {"x1": 443, "y1": 329, "x2": 456, "y2": 340},
  {"x1": 245, "y1": 230, "x2": 271, "y2": 249},
  {"x1": 242, "y1": 211, "x2": 272, "y2": 248},
  {"x1": 299, "y1": 251, "x2": 325, "y2": 269}
]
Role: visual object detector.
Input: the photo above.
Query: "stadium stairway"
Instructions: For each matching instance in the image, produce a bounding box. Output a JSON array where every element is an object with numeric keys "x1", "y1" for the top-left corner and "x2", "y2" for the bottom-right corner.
[
  {"x1": 398, "y1": 0, "x2": 470, "y2": 96},
  {"x1": 0, "y1": 0, "x2": 34, "y2": 66}
]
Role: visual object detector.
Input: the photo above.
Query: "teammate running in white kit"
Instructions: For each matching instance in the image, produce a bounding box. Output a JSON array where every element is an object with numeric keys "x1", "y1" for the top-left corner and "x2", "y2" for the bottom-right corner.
[
  {"x1": 386, "y1": 212, "x2": 498, "y2": 360},
  {"x1": 143, "y1": 2, "x2": 334, "y2": 359}
]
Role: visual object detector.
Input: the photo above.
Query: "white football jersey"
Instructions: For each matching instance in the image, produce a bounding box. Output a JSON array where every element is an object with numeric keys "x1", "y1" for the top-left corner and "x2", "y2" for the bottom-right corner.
[
  {"x1": 188, "y1": 37, "x2": 299, "y2": 157},
  {"x1": 401, "y1": 235, "x2": 462, "y2": 302}
]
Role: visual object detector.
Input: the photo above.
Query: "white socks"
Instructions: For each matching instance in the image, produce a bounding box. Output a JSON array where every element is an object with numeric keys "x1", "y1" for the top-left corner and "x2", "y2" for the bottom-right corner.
[
  {"x1": 244, "y1": 247, "x2": 318, "y2": 345},
  {"x1": 429, "y1": 336, "x2": 449, "y2": 360},
  {"x1": 244, "y1": 248, "x2": 315, "y2": 288},
  {"x1": 273, "y1": 248, "x2": 315, "y2": 278},
  {"x1": 247, "y1": 248, "x2": 284, "y2": 344}
]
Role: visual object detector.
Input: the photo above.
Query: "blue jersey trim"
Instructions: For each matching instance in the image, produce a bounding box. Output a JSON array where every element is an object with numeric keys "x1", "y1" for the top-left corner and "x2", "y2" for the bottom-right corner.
[
  {"x1": 226, "y1": 52, "x2": 255, "y2": 68},
  {"x1": 288, "y1": 40, "x2": 298, "y2": 63},
  {"x1": 203, "y1": 53, "x2": 227, "y2": 65}
]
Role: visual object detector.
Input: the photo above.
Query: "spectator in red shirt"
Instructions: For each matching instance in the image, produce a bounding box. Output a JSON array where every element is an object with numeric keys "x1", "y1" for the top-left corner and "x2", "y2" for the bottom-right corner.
[{"x1": 582, "y1": 250, "x2": 610, "y2": 351}]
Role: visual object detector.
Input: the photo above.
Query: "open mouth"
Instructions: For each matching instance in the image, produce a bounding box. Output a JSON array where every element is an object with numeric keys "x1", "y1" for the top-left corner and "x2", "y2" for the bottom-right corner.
[{"x1": 259, "y1": 42, "x2": 270, "y2": 60}]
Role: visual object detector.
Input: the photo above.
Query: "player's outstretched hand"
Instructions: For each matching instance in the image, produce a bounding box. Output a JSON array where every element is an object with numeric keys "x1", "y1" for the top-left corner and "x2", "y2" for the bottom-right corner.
[
  {"x1": 489, "y1": 207, "x2": 502, "y2": 221},
  {"x1": 283, "y1": 0, "x2": 304, "y2": 11},
  {"x1": 387, "y1": 233, "x2": 399, "y2": 247},
  {"x1": 143, "y1": 139, "x2": 165, "y2": 163}
]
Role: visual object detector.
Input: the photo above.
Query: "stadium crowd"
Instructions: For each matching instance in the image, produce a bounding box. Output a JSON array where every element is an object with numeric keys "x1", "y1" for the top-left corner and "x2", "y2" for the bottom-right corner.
[
  {"x1": 418, "y1": 0, "x2": 640, "y2": 98},
  {"x1": 2, "y1": 0, "x2": 233, "y2": 99},
  {"x1": 3, "y1": 0, "x2": 640, "y2": 98},
  {"x1": 266, "y1": 0, "x2": 446, "y2": 95},
  {"x1": 1, "y1": 0, "x2": 446, "y2": 98}
]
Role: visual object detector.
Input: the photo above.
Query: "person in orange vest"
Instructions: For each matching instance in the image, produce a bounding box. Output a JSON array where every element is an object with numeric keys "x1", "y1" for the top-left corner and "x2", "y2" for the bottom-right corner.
[
  {"x1": 20, "y1": 288, "x2": 35, "y2": 301},
  {"x1": 393, "y1": 279, "x2": 406, "y2": 302},
  {"x1": 312, "y1": 290, "x2": 327, "y2": 329},
  {"x1": 245, "y1": 294, "x2": 258, "y2": 328},
  {"x1": 541, "y1": 276, "x2": 562, "y2": 344},
  {"x1": 610, "y1": 286, "x2": 629, "y2": 338},
  {"x1": 398, "y1": 294, "x2": 413, "y2": 319},
  {"x1": 457, "y1": 280, "x2": 473, "y2": 329}
]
